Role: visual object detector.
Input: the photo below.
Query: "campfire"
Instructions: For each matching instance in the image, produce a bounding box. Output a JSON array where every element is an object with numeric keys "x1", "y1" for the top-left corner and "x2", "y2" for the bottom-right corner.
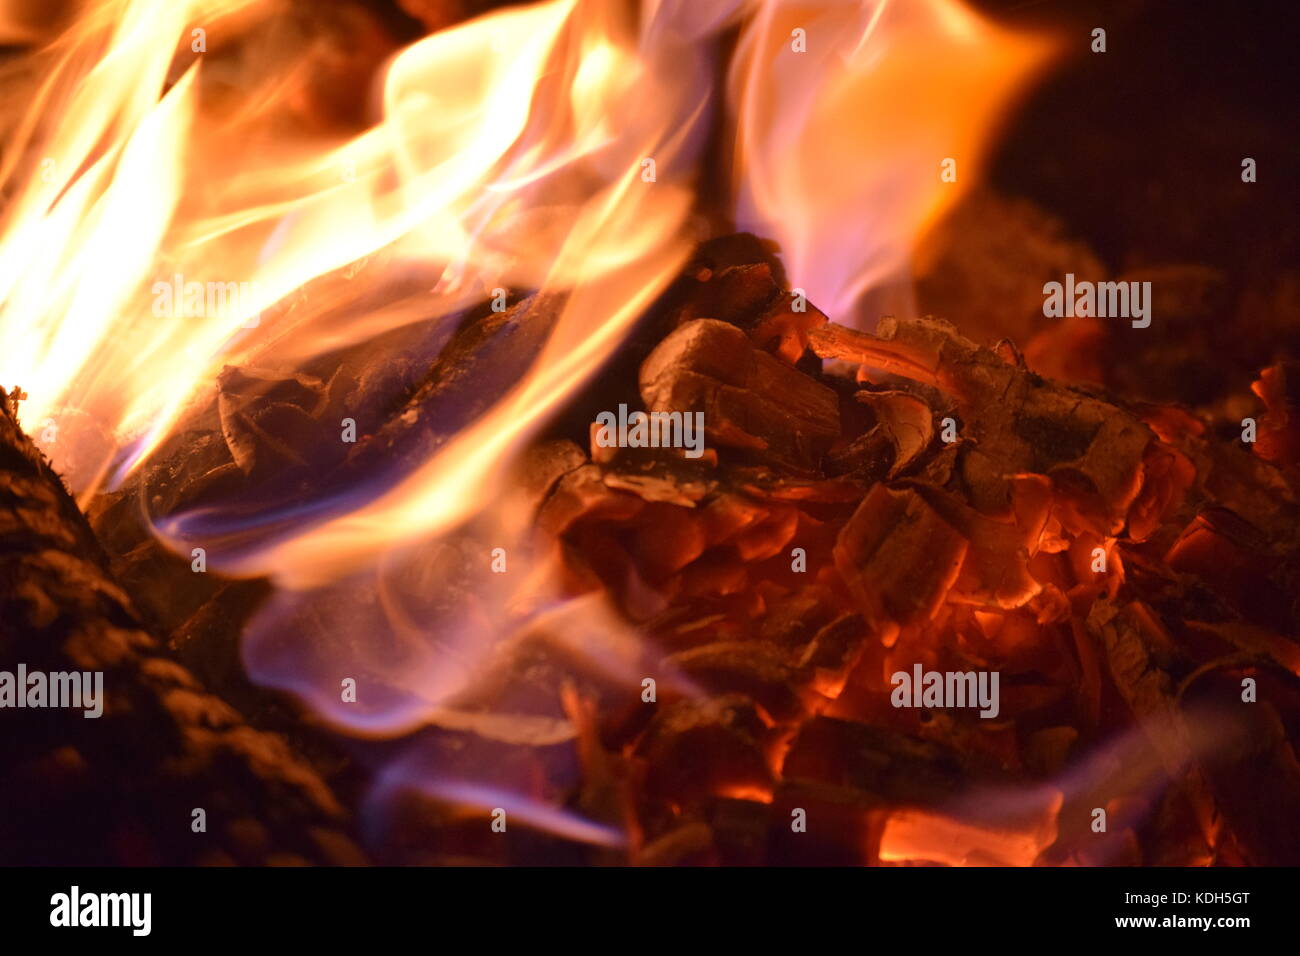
[{"x1": 1, "y1": 0, "x2": 1297, "y2": 868}]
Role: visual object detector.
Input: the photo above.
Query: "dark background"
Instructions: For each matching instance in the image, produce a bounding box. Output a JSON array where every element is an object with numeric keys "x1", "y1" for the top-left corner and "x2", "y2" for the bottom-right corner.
[
  {"x1": 910, "y1": 0, "x2": 1300, "y2": 407},
  {"x1": 979, "y1": 0, "x2": 1299, "y2": 279}
]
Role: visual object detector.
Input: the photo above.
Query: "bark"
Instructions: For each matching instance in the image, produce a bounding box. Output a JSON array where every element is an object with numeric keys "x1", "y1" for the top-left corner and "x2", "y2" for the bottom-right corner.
[{"x1": 0, "y1": 389, "x2": 365, "y2": 865}]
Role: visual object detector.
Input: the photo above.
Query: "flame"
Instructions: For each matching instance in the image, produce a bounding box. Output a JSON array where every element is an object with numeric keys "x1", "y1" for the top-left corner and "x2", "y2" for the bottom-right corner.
[
  {"x1": 0, "y1": 0, "x2": 1052, "y2": 581},
  {"x1": 730, "y1": 0, "x2": 1054, "y2": 321},
  {"x1": 0, "y1": 0, "x2": 72, "y2": 45},
  {"x1": 0, "y1": 0, "x2": 1056, "y2": 850},
  {"x1": 0, "y1": 0, "x2": 704, "y2": 504}
]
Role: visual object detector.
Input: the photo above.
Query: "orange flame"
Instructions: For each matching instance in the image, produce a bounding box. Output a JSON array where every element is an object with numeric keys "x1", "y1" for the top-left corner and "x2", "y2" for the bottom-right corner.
[
  {"x1": 0, "y1": 0, "x2": 1053, "y2": 586},
  {"x1": 730, "y1": 0, "x2": 1054, "y2": 320}
]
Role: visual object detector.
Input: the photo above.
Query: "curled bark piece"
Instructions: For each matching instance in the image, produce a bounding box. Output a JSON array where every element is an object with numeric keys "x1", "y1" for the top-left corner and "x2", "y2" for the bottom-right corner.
[{"x1": 856, "y1": 389, "x2": 934, "y2": 478}]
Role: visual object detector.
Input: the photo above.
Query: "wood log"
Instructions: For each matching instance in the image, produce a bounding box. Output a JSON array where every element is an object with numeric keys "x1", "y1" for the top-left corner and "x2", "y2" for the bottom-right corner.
[
  {"x1": 0, "y1": 389, "x2": 365, "y2": 865},
  {"x1": 640, "y1": 318, "x2": 840, "y2": 473}
]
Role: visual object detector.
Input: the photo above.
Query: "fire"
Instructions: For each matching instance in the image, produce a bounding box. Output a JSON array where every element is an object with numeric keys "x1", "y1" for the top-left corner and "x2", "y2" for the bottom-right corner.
[
  {"x1": 879, "y1": 797, "x2": 1060, "y2": 867},
  {"x1": 0, "y1": 0, "x2": 699, "y2": 510},
  {"x1": 0, "y1": 0, "x2": 1058, "y2": 853},
  {"x1": 730, "y1": 0, "x2": 1053, "y2": 321},
  {"x1": 0, "y1": 0, "x2": 1051, "y2": 579}
]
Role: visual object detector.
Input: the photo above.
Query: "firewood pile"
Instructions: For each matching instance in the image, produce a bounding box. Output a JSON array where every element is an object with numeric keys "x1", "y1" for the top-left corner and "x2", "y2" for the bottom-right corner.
[{"x1": 4, "y1": 234, "x2": 1299, "y2": 866}]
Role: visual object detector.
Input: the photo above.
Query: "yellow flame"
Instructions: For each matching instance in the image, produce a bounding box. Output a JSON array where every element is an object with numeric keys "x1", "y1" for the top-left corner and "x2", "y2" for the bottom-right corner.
[{"x1": 0, "y1": 0, "x2": 1052, "y2": 584}]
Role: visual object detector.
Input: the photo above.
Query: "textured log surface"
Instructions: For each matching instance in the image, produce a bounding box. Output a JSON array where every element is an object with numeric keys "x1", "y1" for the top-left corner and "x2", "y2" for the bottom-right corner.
[{"x1": 0, "y1": 390, "x2": 365, "y2": 865}]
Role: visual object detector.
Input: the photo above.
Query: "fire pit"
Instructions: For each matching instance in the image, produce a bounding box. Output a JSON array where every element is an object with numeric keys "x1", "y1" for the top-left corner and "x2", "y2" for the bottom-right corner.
[{"x1": 0, "y1": 0, "x2": 1297, "y2": 873}]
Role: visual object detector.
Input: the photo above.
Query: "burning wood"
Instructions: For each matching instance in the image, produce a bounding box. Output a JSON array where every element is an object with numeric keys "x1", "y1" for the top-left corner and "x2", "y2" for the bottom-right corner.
[
  {"x1": 518, "y1": 239, "x2": 1300, "y2": 865},
  {"x1": 640, "y1": 318, "x2": 840, "y2": 472},
  {"x1": 0, "y1": 0, "x2": 1293, "y2": 879},
  {"x1": 7, "y1": 225, "x2": 1298, "y2": 867}
]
